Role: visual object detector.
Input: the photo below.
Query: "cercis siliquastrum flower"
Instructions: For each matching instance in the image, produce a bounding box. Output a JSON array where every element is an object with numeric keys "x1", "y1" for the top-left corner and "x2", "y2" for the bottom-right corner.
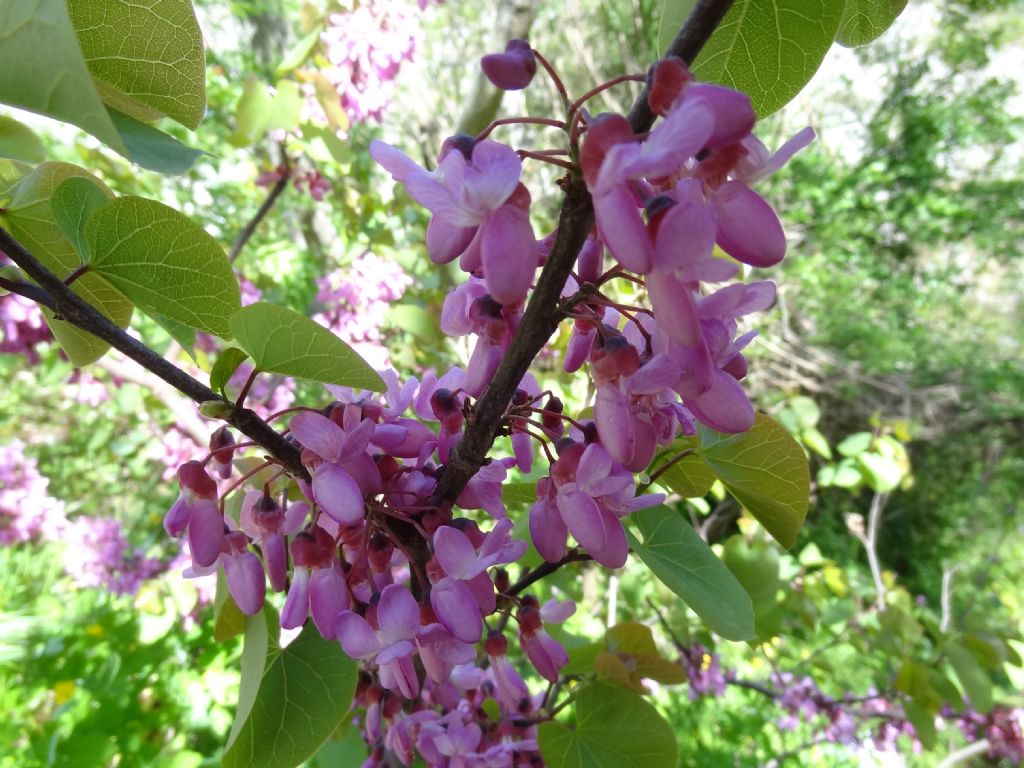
[{"x1": 163, "y1": 44, "x2": 810, "y2": 767}]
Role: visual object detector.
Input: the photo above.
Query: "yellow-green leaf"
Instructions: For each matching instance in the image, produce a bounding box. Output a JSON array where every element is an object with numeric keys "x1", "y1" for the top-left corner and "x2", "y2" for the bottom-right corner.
[
  {"x1": 651, "y1": 438, "x2": 715, "y2": 498},
  {"x1": 692, "y1": 0, "x2": 843, "y2": 116},
  {"x1": 697, "y1": 414, "x2": 809, "y2": 549},
  {"x1": 67, "y1": 0, "x2": 206, "y2": 129},
  {"x1": 51, "y1": 177, "x2": 109, "y2": 260},
  {"x1": 230, "y1": 302, "x2": 385, "y2": 391},
  {"x1": 87, "y1": 197, "x2": 241, "y2": 338},
  {"x1": 836, "y1": 0, "x2": 908, "y2": 47},
  {"x1": 538, "y1": 682, "x2": 677, "y2": 768},
  {"x1": 1, "y1": 162, "x2": 131, "y2": 365},
  {"x1": 0, "y1": 115, "x2": 46, "y2": 163}
]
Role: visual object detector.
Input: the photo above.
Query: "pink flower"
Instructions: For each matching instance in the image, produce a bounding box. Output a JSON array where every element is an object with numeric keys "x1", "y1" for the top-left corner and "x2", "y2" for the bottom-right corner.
[
  {"x1": 336, "y1": 584, "x2": 422, "y2": 698},
  {"x1": 481, "y1": 39, "x2": 537, "y2": 90}
]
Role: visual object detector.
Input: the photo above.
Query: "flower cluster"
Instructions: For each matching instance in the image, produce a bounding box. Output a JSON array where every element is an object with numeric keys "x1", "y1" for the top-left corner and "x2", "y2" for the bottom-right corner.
[
  {"x1": 312, "y1": 252, "x2": 414, "y2": 370},
  {"x1": 62, "y1": 516, "x2": 164, "y2": 596},
  {"x1": 0, "y1": 439, "x2": 66, "y2": 545},
  {"x1": 0, "y1": 288, "x2": 51, "y2": 363},
  {"x1": 318, "y1": 0, "x2": 435, "y2": 124},
  {"x1": 164, "y1": 46, "x2": 811, "y2": 766}
]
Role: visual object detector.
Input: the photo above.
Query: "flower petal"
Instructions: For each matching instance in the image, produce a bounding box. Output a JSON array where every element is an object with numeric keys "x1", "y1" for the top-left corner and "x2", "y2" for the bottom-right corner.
[
  {"x1": 434, "y1": 525, "x2": 480, "y2": 580},
  {"x1": 430, "y1": 577, "x2": 483, "y2": 644},
  {"x1": 713, "y1": 182, "x2": 786, "y2": 268},
  {"x1": 336, "y1": 612, "x2": 382, "y2": 660},
  {"x1": 290, "y1": 411, "x2": 345, "y2": 461},
  {"x1": 377, "y1": 584, "x2": 420, "y2": 645}
]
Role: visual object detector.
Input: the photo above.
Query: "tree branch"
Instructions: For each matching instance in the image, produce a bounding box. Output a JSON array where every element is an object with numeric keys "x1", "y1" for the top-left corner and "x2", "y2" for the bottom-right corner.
[
  {"x1": 0, "y1": 226, "x2": 308, "y2": 481},
  {"x1": 431, "y1": 0, "x2": 734, "y2": 507},
  {"x1": 229, "y1": 161, "x2": 290, "y2": 263}
]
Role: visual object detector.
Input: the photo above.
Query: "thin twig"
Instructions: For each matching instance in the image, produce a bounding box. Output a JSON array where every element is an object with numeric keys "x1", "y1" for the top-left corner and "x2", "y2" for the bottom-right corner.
[{"x1": 229, "y1": 159, "x2": 290, "y2": 263}]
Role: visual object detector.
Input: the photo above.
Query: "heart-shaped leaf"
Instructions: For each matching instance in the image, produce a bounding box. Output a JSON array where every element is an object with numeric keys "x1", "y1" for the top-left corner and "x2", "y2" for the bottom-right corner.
[
  {"x1": 222, "y1": 621, "x2": 357, "y2": 768},
  {"x1": 538, "y1": 681, "x2": 677, "y2": 768},
  {"x1": 698, "y1": 414, "x2": 809, "y2": 549},
  {"x1": 87, "y1": 197, "x2": 240, "y2": 338},
  {"x1": 230, "y1": 302, "x2": 385, "y2": 391},
  {"x1": 692, "y1": 0, "x2": 843, "y2": 116}
]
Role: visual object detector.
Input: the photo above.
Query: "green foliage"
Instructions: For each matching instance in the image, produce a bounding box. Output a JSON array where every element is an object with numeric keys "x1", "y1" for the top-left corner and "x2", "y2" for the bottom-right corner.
[
  {"x1": 230, "y1": 302, "x2": 385, "y2": 391},
  {"x1": 0, "y1": 115, "x2": 46, "y2": 163},
  {"x1": 836, "y1": 0, "x2": 909, "y2": 46},
  {"x1": 51, "y1": 177, "x2": 110, "y2": 260},
  {"x1": 88, "y1": 196, "x2": 241, "y2": 338},
  {"x1": 222, "y1": 620, "x2": 358, "y2": 768},
  {"x1": 211, "y1": 348, "x2": 251, "y2": 395},
  {"x1": 538, "y1": 681, "x2": 678, "y2": 768},
  {"x1": 697, "y1": 414, "x2": 810, "y2": 549},
  {"x1": 692, "y1": 0, "x2": 843, "y2": 116},
  {"x1": 628, "y1": 506, "x2": 756, "y2": 641},
  {"x1": 67, "y1": 0, "x2": 206, "y2": 130},
  {"x1": 0, "y1": 162, "x2": 132, "y2": 365}
]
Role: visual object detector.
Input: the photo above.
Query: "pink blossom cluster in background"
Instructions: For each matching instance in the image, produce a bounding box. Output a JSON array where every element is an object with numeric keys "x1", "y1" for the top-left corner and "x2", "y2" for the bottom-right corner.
[
  {"x1": 0, "y1": 439, "x2": 67, "y2": 545},
  {"x1": 312, "y1": 252, "x2": 413, "y2": 369},
  {"x1": 318, "y1": 0, "x2": 433, "y2": 124},
  {"x1": 62, "y1": 516, "x2": 164, "y2": 596},
  {"x1": 0, "y1": 292, "x2": 51, "y2": 363}
]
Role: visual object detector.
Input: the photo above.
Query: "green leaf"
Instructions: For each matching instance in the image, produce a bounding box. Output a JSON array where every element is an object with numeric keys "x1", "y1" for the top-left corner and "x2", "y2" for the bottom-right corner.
[
  {"x1": 501, "y1": 481, "x2": 538, "y2": 508},
  {"x1": 817, "y1": 460, "x2": 862, "y2": 488},
  {"x1": 836, "y1": 0, "x2": 908, "y2": 47},
  {"x1": 230, "y1": 78, "x2": 303, "y2": 146},
  {"x1": 904, "y1": 700, "x2": 937, "y2": 749},
  {"x1": 107, "y1": 109, "x2": 206, "y2": 175},
  {"x1": 230, "y1": 302, "x2": 385, "y2": 391},
  {"x1": 226, "y1": 605, "x2": 279, "y2": 751},
  {"x1": 0, "y1": 115, "x2": 46, "y2": 163},
  {"x1": 697, "y1": 414, "x2": 810, "y2": 549},
  {"x1": 788, "y1": 396, "x2": 820, "y2": 430},
  {"x1": 656, "y1": 0, "x2": 697, "y2": 56},
  {"x1": 651, "y1": 439, "x2": 716, "y2": 498},
  {"x1": 0, "y1": 162, "x2": 131, "y2": 365},
  {"x1": 277, "y1": 27, "x2": 323, "y2": 74},
  {"x1": 222, "y1": 622, "x2": 358, "y2": 768},
  {"x1": 538, "y1": 681, "x2": 677, "y2": 768},
  {"x1": 0, "y1": 0, "x2": 125, "y2": 153},
  {"x1": 211, "y1": 348, "x2": 250, "y2": 395},
  {"x1": 946, "y1": 641, "x2": 994, "y2": 714},
  {"x1": 51, "y1": 177, "x2": 109, "y2": 260},
  {"x1": 800, "y1": 427, "x2": 832, "y2": 460},
  {"x1": 628, "y1": 506, "x2": 755, "y2": 641},
  {"x1": 213, "y1": 572, "x2": 247, "y2": 643},
  {"x1": 87, "y1": 197, "x2": 240, "y2": 338},
  {"x1": 691, "y1": 0, "x2": 843, "y2": 116},
  {"x1": 837, "y1": 431, "x2": 872, "y2": 457},
  {"x1": 67, "y1": 0, "x2": 206, "y2": 129},
  {"x1": 857, "y1": 452, "x2": 904, "y2": 492}
]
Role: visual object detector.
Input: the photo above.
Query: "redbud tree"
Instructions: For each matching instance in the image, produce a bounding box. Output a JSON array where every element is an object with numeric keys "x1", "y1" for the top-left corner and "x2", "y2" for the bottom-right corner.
[{"x1": 8, "y1": 1, "x2": 1017, "y2": 767}]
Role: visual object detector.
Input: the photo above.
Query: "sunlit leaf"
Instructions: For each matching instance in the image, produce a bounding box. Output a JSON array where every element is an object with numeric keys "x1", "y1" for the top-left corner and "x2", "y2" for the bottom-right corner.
[
  {"x1": 51, "y1": 177, "x2": 109, "y2": 260},
  {"x1": 225, "y1": 605, "x2": 279, "y2": 751},
  {"x1": 0, "y1": 162, "x2": 131, "y2": 365},
  {"x1": 222, "y1": 622, "x2": 358, "y2": 768},
  {"x1": 698, "y1": 414, "x2": 810, "y2": 548},
  {"x1": 628, "y1": 506, "x2": 755, "y2": 641},
  {"x1": 0, "y1": 115, "x2": 46, "y2": 163},
  {"x1": 230, "y1": 302, "x2": 385, "y2": 391},
  {"x1": 211, "y1": 348, "x2": 251, "y2": 395},
  {"x1": 67, "y1": 0, "x2": 206, "y2": 129},
  {"x1": 87, "y1": 197, "x2": 240, "y2": 338},
  {"x1": 857, "y1": 452, "x2": 904, "y2": 492},
  {"x1": 692, "y1": 0, "x2": 843, "y2": 116},
  {"x1": 836, "y1": 0, "x2": 908, "y2": 47},
  {"x1": 538, "y1": 682, "x2": 677, "y2": 768},
  {"x1": 277, "y1": 27, "x2": 323, "y2": 74},
  {"x1": 0, "y1": 0, "x2": 125, "y2": 152},
  {"x1": 651, "y1": 438, "x2": 715, "y2": 498}
]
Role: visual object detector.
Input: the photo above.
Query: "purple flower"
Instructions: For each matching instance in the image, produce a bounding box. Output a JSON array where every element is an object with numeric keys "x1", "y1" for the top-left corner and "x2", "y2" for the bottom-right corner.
[
  {"x1": 481, "y1": 39, "x2": 537, "y2": 91},
  {"x1": 336, "y1": 584, "x2": 422, "y2": 698}
]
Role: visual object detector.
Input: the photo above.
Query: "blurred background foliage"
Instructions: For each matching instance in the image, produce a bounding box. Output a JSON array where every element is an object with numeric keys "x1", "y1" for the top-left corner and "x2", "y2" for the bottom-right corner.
[{"x1": 1, "y1": 0, "x2": 1022, "y2": 765}]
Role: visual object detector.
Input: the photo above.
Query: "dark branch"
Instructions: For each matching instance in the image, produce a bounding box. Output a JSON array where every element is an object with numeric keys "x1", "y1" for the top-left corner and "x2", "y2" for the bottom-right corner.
[
  {"x1": 508, "y1": 551, "x2": 593, "y2": 597},
  {"x1": 229, "y1": 161, "x2": 290, "y2": 263},
  {"x1": 0, "y1": 275, "x2": 56, "y2": 310},
  {"x1": 431, "y1": 0, "x2": 734, "y2": 506},
  {"x1": 0, "y1": 226, "x2": 309, "y2": 481}
]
